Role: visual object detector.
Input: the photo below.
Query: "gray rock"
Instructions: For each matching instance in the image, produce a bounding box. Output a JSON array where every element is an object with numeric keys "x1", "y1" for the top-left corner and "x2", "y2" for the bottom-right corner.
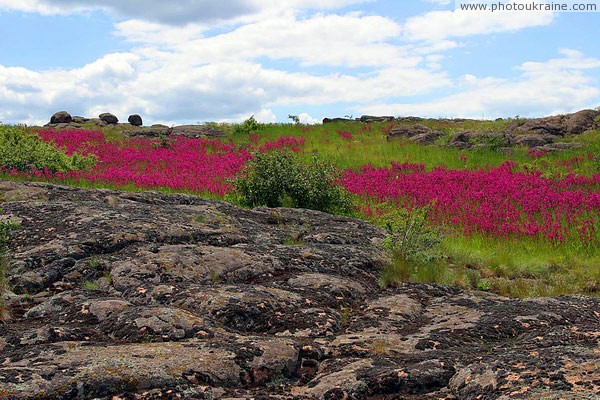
[
  {"x1": 99, "y1": 112, "x2": 118, "y2": 124},
  {"x1": 128, "y1": 114, "x2": 143, "y2": 126},
  {"x1": 565, "y1": 109, "x2": 599, "y2": 135},
  {"x1": 71, "y1": 116, "x2": 89, "y2": 124},
  {"x1": 387, "y1": 124, "x2": 443, "y2": 142},
  {"x1": 90, "y1": 118, "x2": 108, "y2": 127},
  {"x1": 359, "y1": 115, "x2": 395, "y2": 123},
  {"x1": 513, "y1": 134, "x2": 551, "y2": 147},
  {"x1": 50, "y1": 111, "x2": 72, "y2": 124}
]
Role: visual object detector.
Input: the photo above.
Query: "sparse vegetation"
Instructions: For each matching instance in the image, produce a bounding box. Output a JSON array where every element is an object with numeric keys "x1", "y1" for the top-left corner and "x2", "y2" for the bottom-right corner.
[
  {"x1": 0, "y1": 212, "x2": 18, "y2": 321},
  {"x1": 82, "y1": 280, "x2": 101, "y2": 291}
]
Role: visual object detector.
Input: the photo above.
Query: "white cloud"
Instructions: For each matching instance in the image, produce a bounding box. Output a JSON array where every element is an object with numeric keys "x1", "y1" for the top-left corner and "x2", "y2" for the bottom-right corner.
[
  {"x1": 359, "y1": 50, "x2": 600, "y2": 118},
  {"x1": 404, "y1": 0, "x2": 555, "y2": 41},
  {"x1": 0, "y1": 0, "x2": 370, "y2": 25},
  {"x1": 298, "y1": 112, "x2": 319, "y2": 124},
  {"x1": 115, "y1": 13, "x2": 410, "y2": 68}
]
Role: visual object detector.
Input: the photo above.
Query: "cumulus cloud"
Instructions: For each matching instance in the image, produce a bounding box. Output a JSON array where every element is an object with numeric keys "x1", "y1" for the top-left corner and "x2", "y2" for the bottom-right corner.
[
  {"x1": 0, "y1": 0, "x2": 370, "y2": 25},
  {"x1": 0, "y1": 11, "x2": 453, "y2": 125},
  {"x1": 359, "y1": 49, "x2": 600, "y2": 118},
  {"x1": 403, "y1": 0, "x2": 555, "y2": 41},
  {"x1": 115, "y1": 13, "x2": 409, "y2": 68}
]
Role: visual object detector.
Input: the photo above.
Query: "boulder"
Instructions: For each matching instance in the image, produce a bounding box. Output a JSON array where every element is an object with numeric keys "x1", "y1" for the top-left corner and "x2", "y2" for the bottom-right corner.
[
  {"x1": 50, "y1": 111, "x2": 72, "y2": 124},
  {"x1": 388, "y1": 124, "x2": 440, "y2": 140},
  {"x1": 410, "y1": 131, "x2": 442, "y2": 144},
  {"x1": 509, "y1": 115, "x2": 565, "y2": 136},
  {"x1": 99, "y1": 113, "x2": 118, "y2": 125},
  {"x1": 565, "y1": 109, "x2": 599, "y2": 135},
  {"x1": 71, "y1": 116, "x2": 89, "y2": 124},
  {"x1": 90, "y1": 118, "x2": 108, "y2": 127},
  {"x1": 513, "y1": 134, "x2": 552, "y2": 147},
  {"x1": 128, "y1": 114, "x2": 143, "y2": 126}
]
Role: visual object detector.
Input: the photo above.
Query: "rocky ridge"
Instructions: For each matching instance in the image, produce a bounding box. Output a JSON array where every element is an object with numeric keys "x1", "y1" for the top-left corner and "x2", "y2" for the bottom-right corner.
[
  {"x1": 44, "y1": 112, "x2": 225, "y2": 139},
  {"x1": 328, "y1": 109, "x2": 600, "y2": 151},
  {"x1": 1, "y1": 180, "x2": 599, "y2": 399}
]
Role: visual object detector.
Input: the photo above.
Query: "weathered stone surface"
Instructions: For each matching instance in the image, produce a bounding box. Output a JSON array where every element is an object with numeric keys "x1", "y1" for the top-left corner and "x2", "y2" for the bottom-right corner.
[
  {"x1": 99, "y1": 113, "x2": 119, "y2": 125},
  {"x1": 387, "y1": 124, "x2": 444, "y2": 142},
  {"x1": 1, "y1": 180, "x2": 599, "y2": 399},
  {"x1": 50, "y1": 111, "x2": 71, "y2": 124},
  {"x1": 513, "y1": 134, "x2": 553, "y2": 147},
  {"x1": 71, "y1": 116, "x2": 89, "y2": 124},
  {"x1": 509, "y1": 109, "x2": 599, "y2": 137},
  {"x1": 128, "y1": 114, "x2": 143, "y2": 126},
  {"x1": 359, "y1": 115, "x2": 395, "y2": 123},
  {"x1": 565, "y1": 109, "x2": 599, "y2": 135}
]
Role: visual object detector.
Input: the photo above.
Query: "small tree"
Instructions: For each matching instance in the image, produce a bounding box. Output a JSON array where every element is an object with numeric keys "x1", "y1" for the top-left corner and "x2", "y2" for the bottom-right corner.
[{"x1": 233, "y1": 115, "x2": 262, "y2": 135}]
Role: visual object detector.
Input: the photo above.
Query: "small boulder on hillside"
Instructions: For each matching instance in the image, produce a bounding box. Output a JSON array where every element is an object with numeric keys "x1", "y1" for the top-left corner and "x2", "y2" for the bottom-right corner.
[
  {"x1": 565, "y1": 109, "x2": 599, "y2": 135},
  {"x1": 50, "y1": 111, "x2": 72, "y2": 124},
  {"x1": 90, "y1": 118, "x2": 108, "y2": 127},
  {"x1": 99, "y1": 113, "x2": 119, "y2": 125},
  {"x1": 128, "y1": 114, "x2": 143, "y2": 126},
  {"x1": 387, "y1": 124, "x2": 442, "y2": 141},
  {"x1": 513, "y1": 134, "x2": 552, "y2": 147},
  {"x1": 509, "y1": 116, "x2": 565, "y2": 136},
  {"x1": 359, "y1": 115, "x2": 395, "y2": 123},
  {"x1": 71, "y1": 116, "x2": 89, "y2": 124}
]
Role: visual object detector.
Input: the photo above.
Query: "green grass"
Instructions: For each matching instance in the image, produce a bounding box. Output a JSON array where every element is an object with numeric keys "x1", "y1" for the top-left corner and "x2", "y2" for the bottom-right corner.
[{"x1": 230, "y1": 121, "x2": 600, "y2": 174}]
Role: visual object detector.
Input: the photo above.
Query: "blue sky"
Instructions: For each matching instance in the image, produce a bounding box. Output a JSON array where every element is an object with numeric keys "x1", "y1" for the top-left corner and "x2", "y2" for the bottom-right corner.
[{"x1": 0, "y1": 0, "x2": 599, "y2": 125}]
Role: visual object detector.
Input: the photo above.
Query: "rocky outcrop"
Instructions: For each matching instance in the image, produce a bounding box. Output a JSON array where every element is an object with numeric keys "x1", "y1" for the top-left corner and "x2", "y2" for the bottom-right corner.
[
  {"x1": 387, "y1": 124, "x2": 444, "y2": 143},
  {"x1": 1, "y1": 180, "x2": 599, "y2": 399},
  {"x1": 50, "y1": 111, "x2": 72, "y2": 124},
  {"x1": 509, "y1": 109, "x2": 599, "y2": 137},
  {"x1": 99, "y1": 113, "x2": 119, "y2": 125},
  {"x1": 128, "y1": 114, "x2": 143, "y2": 126},
  {"x1": 43, "y1": 112, "x2": 226, "y2": 138},
  {"x1": 359, "y1": 115, "x2": 395, "y2": 123}
]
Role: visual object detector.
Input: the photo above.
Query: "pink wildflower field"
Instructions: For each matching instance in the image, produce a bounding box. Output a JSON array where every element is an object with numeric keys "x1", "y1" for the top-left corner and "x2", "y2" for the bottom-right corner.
[{"x1": 6, "y1": 129, "x2": 600, "y2": 246}]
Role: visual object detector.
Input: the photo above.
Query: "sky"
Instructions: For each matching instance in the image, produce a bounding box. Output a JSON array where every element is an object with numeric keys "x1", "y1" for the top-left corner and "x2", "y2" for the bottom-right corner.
[{"x1": 0, "y1": 0, "x2": 599, "y2": 125}]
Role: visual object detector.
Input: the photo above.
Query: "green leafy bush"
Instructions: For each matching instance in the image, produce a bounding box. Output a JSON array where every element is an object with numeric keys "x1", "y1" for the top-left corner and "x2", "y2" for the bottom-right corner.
[
  {"x1": 0, "y1": 125, "x2": 95, "y2": 172},
  {"x1": 231, "y1": 151, "x2": 354, "y2": 215},
  {"x1": 379, "y1": 206, "x2": 444, "y2": 265},
  {"x1": 232, "y1": 115, "x2": 263, "y2": 136}
]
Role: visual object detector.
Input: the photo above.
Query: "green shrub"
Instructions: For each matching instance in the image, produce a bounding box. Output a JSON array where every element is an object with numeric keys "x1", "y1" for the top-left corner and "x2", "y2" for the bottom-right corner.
[
  {"x1": 232, "y1": 115, "x2": 262, "y2": 136},
  {"x1": 0, "y1": 125, "x2": 95, "y2": 172},
  {"x1": 231, "y1": 151, "x2": 354, "y2": 215},
  {"x1": 379, "y1": 206, "x2": 444, "y2": 265}
]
